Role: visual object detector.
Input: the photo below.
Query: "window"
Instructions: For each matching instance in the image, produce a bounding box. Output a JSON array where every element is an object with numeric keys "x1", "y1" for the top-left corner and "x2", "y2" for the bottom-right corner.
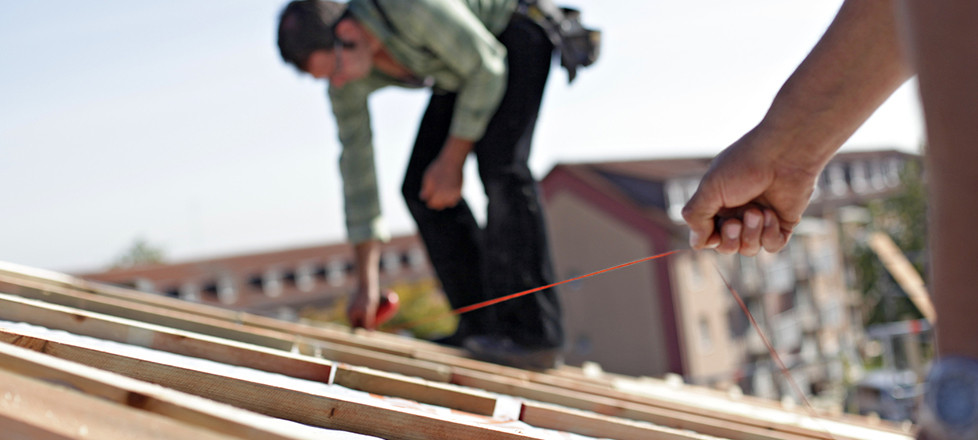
[
  {"x1": 698, "y1": 316, "x2": 714, "y2": 353},
  {"x1": 828, "y1": 164, "x2": 848, "y2": 197},
  {"x1": 263, "y1": 269, "x2": 283, "y2": 298},
  {"x1": 327, "y1": 259, "x2": 348, "y2": 286},
  {"x1": 666, "y1": 177, "x2": 700, "y2": 222},
  {"x1": 407, "y1": 247, "x2": 427, "y2": 270},
  {"x1": 850, "y1": 161, "x2": 870, "y2": 194},
  {"x1": 821, "y1": 298, "x2": 843, "y2": 327},
  {"x1": 382, "y1": 251, "x2": 401, "y2": 274},
  {"x1": 134, "y1": 278, "x2": 155, "y2": 293},
  {"x1": 764, "y1": 251, "x2": 795, "y2": 294},
  {"x1": 870, "y1": 159, "x2": 887, "y2": 191},
  {"x1": 811, "y1": 246, "x2": 839, "y2": 275},
  {"x1": 295, "y1": 263, "x2": 316, "y2": 292},
  {"x1": 884, "y1": 157, "x2": 903, "y2": 187},
  {"x1": 180, "y1": 282, "x2": 200, "y2": 302},
  {"x1": 218, "y1": 274, "x2": 237, "y2": 304}
]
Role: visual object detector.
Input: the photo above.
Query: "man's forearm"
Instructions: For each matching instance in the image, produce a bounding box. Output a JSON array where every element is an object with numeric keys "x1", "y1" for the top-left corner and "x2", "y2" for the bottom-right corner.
[
  {"x1": 908, "y1": 0, "x2": 978, "y2": 361},
  {"x1": 354, "y1": 240, "x2": 381, "y2": 295},
  {"x1": 759, "y1": 0, "x2": 913, "y2": 172},
  {"x1": 441, "y1": 136, "x2": 474, "y2": 164}
]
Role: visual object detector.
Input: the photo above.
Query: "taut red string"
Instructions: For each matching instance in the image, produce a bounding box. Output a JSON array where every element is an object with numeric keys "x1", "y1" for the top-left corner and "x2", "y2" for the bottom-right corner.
[
  {"x1": 392, "y1": 249, "x2": 682, "y2": 332},
  {"x1": 385, "y1": 247, "x2": 840, "y2": 438}
]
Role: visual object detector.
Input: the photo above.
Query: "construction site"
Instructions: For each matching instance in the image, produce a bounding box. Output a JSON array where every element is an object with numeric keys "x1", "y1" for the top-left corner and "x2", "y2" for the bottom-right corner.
[
  {"x1": 2, "y1": 2, "x2": 938, "y2": 438},
  {"x1": 0, "y1": 150, "x2": 931, "y2": 439}
]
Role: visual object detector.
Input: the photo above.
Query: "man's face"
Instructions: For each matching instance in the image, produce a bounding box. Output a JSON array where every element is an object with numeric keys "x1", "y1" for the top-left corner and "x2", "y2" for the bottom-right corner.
[
  {"x1": 305, "y1": 21, "x2": 373, "y2": 88},
  {"x1": 305, "y1": 47, "x2": 347, "y2": 85}
]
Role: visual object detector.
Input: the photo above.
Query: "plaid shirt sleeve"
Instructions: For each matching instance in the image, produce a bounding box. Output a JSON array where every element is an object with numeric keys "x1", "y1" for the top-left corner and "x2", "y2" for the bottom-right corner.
[{"x1": 329, "y1": 77, "x2": 392, "y2": 244}]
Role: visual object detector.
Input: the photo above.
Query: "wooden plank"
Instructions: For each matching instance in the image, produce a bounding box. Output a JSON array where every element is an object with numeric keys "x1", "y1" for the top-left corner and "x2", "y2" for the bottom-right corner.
[
  {"x1": 0, "y1": 275, "x2": 301, "y2": 352},
  {"x1": 0, "y1": 274, "x2": 662, "y2": 404},
  {"x1": 0, "y1": 288, "x2": 890, "y2": 440},
  {"x1": 0, "y1": 331, "x2": 546, "y2": 440},
  {"x1": 867, "y1": 232, "x2": 936, "y2": 322},
  {"x1": 0, "y1": 368, "x2": 240, "y2": 440},
  {"x1": 519, "y1": 401, "x2": 721, "y2": 440},
  {"x1": 0, "y1": 293, "x2": 491, "y2": 414},
  {"x1": 0, "y1": 269, "x2": 606, "y2": 388},
  {"x1": 0, "y1": 301, "x2": 713, "y2": 440},
  {"x1": 0, "y1": 265, "x2": 910, "y2": 440},
  {"x1": 0, "y1": 342, "x2": 375, "y2": 440},
  {"x1": 0, "y1": 292, "x2": 806, "y2": 439},
  {"x1": 0, "y1": 288, "x2": 452, "y2": 382},
  {"x1": 0, "y1": 265, "x2": 465, "y2": 358},
  {"x1": 454, "y1": 369, "x2": 819, "y2": 440}
]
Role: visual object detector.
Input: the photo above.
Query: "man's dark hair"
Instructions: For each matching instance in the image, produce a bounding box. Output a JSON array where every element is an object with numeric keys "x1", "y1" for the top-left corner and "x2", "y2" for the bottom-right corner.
[{"x1": 277, "y1": 0, "x2": 350, "y2": 70}]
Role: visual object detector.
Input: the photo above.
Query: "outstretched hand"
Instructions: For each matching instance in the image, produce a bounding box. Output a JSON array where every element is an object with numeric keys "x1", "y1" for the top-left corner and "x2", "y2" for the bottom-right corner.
[{"x1": 682, "y1": 129, "x2": 823, "y2": 256}]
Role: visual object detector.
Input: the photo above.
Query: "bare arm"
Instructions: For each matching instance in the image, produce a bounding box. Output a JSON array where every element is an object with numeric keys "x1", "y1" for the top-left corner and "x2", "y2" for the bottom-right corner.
[
  {"x1": 348, "y1": 240, "x2": 381, "y2": 329},
  {"x1": 683, "y1": 0, "x2": 913, "y2": 254},
  {"x1": 420, "y1": 136, "x2": 474, "y2": 210},
  {"x1": 905, "y1": 0, "x2": 978, "y2": 362}
]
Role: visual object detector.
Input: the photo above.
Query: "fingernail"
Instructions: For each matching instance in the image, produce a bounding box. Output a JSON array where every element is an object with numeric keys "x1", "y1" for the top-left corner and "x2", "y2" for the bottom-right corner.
[
  {"x1": 725, "y1": 223, "x2": 742, "y2": 239},
  {"x1": 689, "y1": 231, "x2": 700, "y2": 249},
  {"x1": 745, "y1": 212, "x2": 761, "y2": 228}
]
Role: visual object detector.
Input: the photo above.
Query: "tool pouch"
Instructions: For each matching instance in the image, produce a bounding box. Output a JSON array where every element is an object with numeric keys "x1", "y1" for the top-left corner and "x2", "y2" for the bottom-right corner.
[{"x1": 517, "y1": 0, "x2": 601, "y2": 83}]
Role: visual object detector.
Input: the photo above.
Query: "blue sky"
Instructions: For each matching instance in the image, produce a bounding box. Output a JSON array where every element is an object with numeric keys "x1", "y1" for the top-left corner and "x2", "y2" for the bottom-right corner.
[{"x1": 0, "y1": 1, "x2": 924, "y2": 272}]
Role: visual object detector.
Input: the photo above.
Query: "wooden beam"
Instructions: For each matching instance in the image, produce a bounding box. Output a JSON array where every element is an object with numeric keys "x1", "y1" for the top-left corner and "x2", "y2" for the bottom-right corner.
[
  {"x1": 0, "y1": 367, "x2": 241, "y2": 440},
  {"x1": 0, "y1": 331, "x2": 546, "y2": 440},
  {"x1": 0, "y1": 307, "x2": 713, "y2": 440},
  {"x1": 0, "y1": 341, "x2": 380, "y2": 440},
  {"x1": 0, "y1": 284, "x2": 903, "y2": 440},
  {"x1": 0, "y1": 264, "x2": 464, "y2": 358},
  {"x1": 0, "y1": 293, "x2": 490, "y2": 414},
  {"x1": 0, "y1": 286, "x2": 452, "y2": 382},
  {"x1": 867, "y1": 232, "x2": 936, "y2": 323},
  {"x1": 0, "y1": 324, "x2": 815, "y2": 440}
]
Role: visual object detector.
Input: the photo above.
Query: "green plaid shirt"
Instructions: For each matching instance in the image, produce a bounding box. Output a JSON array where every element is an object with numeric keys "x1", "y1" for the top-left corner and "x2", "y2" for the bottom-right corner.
[{"x1": 331, "y1": 0, "x2": 517, "y2": 243}]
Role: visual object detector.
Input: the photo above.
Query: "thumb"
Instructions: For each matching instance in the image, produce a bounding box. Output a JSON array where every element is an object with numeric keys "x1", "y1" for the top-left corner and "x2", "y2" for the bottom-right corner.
[{"x1": 682, "y1": 185, "x2": 723, "y2": 250}]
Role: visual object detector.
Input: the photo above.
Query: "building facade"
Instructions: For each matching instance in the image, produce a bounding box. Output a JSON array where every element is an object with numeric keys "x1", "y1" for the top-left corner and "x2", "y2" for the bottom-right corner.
[
  {"x1": 540, "y1": 149, "x2": 919, "y2": 402},
  {"x1": 78, "y1": 235, "x2": 435, "y2": 320},
  {"x1": 78, "y1": 149, "x2": 921, "y2": 405}
]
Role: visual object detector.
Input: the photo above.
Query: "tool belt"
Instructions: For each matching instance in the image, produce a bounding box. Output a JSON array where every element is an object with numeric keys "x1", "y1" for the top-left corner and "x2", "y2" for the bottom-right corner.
[{"x1": 516, "y1": 0, "x2": 601, "y2": 83}]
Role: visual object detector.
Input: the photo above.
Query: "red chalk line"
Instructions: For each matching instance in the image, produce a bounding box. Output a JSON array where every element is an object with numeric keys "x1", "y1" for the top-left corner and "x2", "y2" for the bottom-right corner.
[
  {"x1": 715, "y1": 264, "x2": 840, "y2": 440},
  {"x1": 392, "y1": 249, "x2": 682, "y2": 332},
  {"x1": 390, "y1": 247, "x2": 840, "y2": 438}
]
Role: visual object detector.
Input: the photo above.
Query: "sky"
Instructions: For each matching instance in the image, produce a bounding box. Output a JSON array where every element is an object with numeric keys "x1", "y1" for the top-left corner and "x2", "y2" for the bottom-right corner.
[{"x1": 0, "y1": 1, "x2": 925, "y2": 274}]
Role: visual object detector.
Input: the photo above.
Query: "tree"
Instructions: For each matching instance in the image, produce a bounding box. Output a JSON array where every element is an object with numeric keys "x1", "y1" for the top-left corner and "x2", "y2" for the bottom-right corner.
[
  {"x1": 854, "y1": 158, "x2": 928, "y2": 325},
  {"x1": 111, "y1": 237, "x2": 166, "y2": 269}
]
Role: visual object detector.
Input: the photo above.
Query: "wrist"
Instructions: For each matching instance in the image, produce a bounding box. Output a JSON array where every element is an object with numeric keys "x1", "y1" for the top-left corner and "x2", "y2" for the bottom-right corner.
[
  {"x1": 921, "y1": 356, "x2": 978, "y2": 440},
  {"x1": 441, "y1": 136, "x2": 474, "y2": 163},
  {"x1": 744, "y1": 121, "x2": 833, "y2": 180}
]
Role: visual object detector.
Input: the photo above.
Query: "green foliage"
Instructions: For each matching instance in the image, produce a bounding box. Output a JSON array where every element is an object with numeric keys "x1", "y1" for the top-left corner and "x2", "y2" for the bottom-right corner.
[
  {"x1": 299, "y1": 277, "x2": 458, "y2": 340},
  {"x1": 385, "y1": 278, "x2": 459, "y2": 338},
  {"x1": 111, "y1": 237, "x2": 166, "y2": 269},
  {"x1": 853, "y1": 159, "x2": 928, "y2": 325},
  {"x1": 871, "y1": 159, "x2": 928, "y2": 263}
]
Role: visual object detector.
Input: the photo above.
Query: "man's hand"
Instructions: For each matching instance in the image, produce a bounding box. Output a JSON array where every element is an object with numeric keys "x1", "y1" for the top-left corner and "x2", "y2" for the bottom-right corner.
[
  {"x1": 682, "y1": 128, "x2": 822, "y2": 255},
  {"x1": 420, "y1": 136, "x2": 473, "y2": 210},
  {"x1": 347, "y1": 287, "x2": 379, "y2": 329},
  {"x1": 347, "y1": 240, "x2": 381, "y2": 330}
]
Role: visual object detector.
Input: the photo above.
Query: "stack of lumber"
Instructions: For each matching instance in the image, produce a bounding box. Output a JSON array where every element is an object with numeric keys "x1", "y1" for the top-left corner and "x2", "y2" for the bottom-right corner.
[{"x1": 0, "y1": 260, "x2": 915, "y2": 440}]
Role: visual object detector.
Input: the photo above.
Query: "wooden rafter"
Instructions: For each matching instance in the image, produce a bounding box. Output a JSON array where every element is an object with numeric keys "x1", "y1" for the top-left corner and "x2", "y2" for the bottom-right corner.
[{"x1": 0, "y1": 261, "x2": 914, "y2": 440}]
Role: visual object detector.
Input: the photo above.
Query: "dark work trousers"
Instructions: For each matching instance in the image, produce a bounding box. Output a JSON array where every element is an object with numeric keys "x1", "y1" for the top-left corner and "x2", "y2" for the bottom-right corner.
[{"x1": 401, "y1": 16, "x2": 563, "y2": 349}]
